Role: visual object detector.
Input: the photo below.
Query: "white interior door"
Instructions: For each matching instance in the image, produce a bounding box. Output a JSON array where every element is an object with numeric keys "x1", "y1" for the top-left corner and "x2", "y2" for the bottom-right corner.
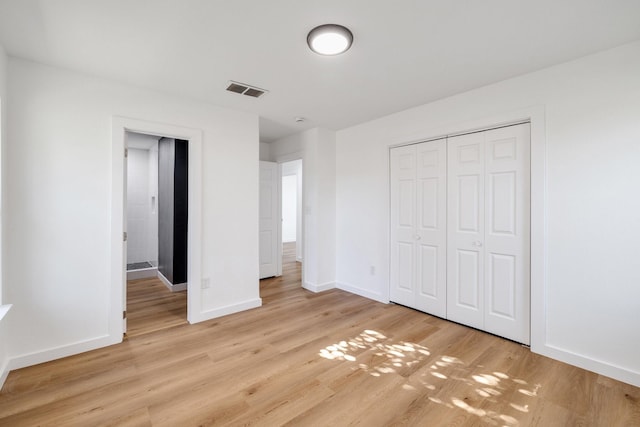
[
  {"x1": 447, "y1": 132, "x2": 486, "y2": 329},
  {"x1": 259, "y1": 161, "x2": 279, "y2": 279},
  {"x1": 390, "y1": 139, "x2": 447, "y2": 316},
  {"x1": 483, "y1": 124, "x2": 530, "y2": 344}
]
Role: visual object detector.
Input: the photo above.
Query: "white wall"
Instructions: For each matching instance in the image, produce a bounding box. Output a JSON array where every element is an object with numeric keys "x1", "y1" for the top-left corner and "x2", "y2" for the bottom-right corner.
[
  {"x1": 3, "y1": 58, "x2": 260, "y2": 370},
  {"x1": 0, "y1": 45, "x2": 5, "y2": 302},
  {"x1": 124, "y1": 135, "x2": 159, "y2": 267},
  {"x1": 124, "y1": 133, "x2": 159, "y2": 267},
  {"x1": 270, "y1": 128, "x2": 335, "y2": 291},
  {"x1": 126, "y1": 147, "x2": 153, "y2": 264},
  {"x1": 281, "y1": 175, "x2": 297, "y2": 243},
  {"x1": 259, "y1": 142, "x2": 271, "y2": 161},
  {"x1": 0, "y1": 43, "x2": 10, "y2": 387},
  {"x1": 336, "y1": 40, "x2": 640, "y2": 386},
  {"x1": 314, "y1": 128, "x2": 336, "y2": 289}
]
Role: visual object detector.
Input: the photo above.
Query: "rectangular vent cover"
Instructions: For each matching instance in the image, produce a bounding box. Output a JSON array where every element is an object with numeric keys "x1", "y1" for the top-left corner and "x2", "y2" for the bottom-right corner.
[{"x1": 226, "y1": 81, "x2": 268, "y2": 98}]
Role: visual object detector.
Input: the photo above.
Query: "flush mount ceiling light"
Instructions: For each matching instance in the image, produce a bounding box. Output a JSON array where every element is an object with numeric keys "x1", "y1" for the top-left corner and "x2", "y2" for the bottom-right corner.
[{"x1": 307, "y1": 24, "x2": 353, "y2": 56}]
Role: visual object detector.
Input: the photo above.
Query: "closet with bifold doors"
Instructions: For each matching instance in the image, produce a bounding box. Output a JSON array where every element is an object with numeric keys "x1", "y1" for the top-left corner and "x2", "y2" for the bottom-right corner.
[{"x1": 390, "y1": 123, "x2": 531, "y2": 344}]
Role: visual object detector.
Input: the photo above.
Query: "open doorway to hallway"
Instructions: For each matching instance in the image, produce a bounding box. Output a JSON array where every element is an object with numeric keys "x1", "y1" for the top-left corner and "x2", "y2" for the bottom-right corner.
[
  {"x1": 126, "y1": 276, "x2": 187, "y2": 337},
  {"x1": 260, "y1": 241, "x2": 302, "y2": 304},
  {"x1": 281, "y1": 159, "x2": 302, "y2": 264},
  {"x1": 259, "y1": 158, "x2": 303, "y2": 301},
  {"x1": 124, "y1": 131, "x2": 188, "y2": 337}
]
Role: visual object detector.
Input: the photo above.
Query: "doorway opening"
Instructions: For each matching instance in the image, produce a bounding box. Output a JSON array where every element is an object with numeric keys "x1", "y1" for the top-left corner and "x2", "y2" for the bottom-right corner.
[
  {"x1": 111, "y1": 116, "x2": 203, "y2": 343},
  {"x1": 258, "y1": 157, "x2": 304, "y2": 300},
  {"x1": 281, "y1": 159, "x2": 303, "y2": 266},
  {"x1": 124, "y1": 131, "x2": 188, "y2": 337},
  {"x1": 260, "y1": 157, "x2": 303, "y2": 302}
]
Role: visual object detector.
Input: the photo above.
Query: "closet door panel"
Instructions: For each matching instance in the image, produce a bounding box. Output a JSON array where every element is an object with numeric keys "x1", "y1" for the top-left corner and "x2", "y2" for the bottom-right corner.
[
  {"x1": 447, "y1": 132, "x2": 485, "y2": 329},
  {"x1": 418, "y1": 244, "x2": 438, "y2": 297},
  {"x1": 456, "y1": 249, "x2": 480, "y2": 308},
  {"x1": 484, "y1": 124, "x2": 531, "y2": 344},
  {"x1": 390, "y1": 145, "x2": 417, "y2": 307},
  {"x1": 390, "y1": 139, "x2": 446, "y2": 316},
  {"x1": 415, "y1": 140, "x2": 447, "y2": 316}
]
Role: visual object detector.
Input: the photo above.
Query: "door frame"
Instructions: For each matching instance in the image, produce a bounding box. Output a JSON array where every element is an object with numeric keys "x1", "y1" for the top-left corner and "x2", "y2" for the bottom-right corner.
[
  {"x1": 110, "y1": 116, "x2": 203, "y2": 341},
  {"x1": 387, "y1": 106, "x2": 546, "y2": 353}
]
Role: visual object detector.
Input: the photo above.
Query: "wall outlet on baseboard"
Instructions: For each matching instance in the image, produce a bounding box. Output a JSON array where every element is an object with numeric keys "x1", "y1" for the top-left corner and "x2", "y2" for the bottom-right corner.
[{"x1": 201, "y1": 278, "x2": 210, "y2": 289}]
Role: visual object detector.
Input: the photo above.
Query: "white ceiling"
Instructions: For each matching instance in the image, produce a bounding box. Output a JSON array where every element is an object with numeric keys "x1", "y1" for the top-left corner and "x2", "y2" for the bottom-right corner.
[{"x1": 1, "y1": 0, "x2": 639, "y2": 142}]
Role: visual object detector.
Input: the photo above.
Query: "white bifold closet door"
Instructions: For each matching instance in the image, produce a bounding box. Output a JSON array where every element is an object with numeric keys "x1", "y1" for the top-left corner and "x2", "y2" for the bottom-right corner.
[
  {"x1": 447, "y1": 124, "x2": 530, "y2": 344},
  {"x1": 390, "y1": 123, "x2": 530, "y2": 345},
  {"x1": 390, "y1": 138, "x2": 447, "y2": 317}
]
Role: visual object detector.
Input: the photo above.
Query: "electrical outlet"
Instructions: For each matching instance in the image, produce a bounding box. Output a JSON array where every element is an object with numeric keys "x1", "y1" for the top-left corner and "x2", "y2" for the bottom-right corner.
[
  {"x1": 370, "y1": 266, "x2": 375, "y2": 275},
  {"x1": 201, "y1": 278, "x2": 210, "y2": 289}
]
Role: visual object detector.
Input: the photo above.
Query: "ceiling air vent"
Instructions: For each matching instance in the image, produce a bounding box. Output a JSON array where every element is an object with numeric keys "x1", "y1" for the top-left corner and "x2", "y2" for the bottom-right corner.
[{"x1": 226, "y1": 81, "x2": 268, "y2": 98}]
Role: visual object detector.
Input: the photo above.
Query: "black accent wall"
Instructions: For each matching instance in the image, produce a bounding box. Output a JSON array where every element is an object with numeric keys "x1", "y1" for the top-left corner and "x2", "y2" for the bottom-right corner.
[{"x1": 158, "y1": 138, "x2": 188, "y2": 285}]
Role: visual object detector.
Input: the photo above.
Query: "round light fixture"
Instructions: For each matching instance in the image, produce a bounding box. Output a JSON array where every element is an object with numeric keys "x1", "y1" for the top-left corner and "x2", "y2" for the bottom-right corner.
[{"x1": 307, "y1": 24, "x2": 353, "y2": 56}]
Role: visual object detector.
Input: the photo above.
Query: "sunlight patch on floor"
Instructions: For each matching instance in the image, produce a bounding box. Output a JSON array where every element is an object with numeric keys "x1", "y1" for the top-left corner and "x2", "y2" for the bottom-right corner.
[
  {"x1": 318, "y1": 330, "x2": 431, "y2": 377},
  {"x1": 318, "y1": 329, "x2": 544, "y2": 426}
]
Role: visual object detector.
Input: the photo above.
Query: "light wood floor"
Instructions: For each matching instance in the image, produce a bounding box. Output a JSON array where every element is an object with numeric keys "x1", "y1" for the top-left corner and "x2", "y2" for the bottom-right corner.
[
  {"x1": 126, "y1": 275, "x2": 187, "y2": 338},
  {"x1": 1, "y1": 242, "x2": 638, "y2": 426}
]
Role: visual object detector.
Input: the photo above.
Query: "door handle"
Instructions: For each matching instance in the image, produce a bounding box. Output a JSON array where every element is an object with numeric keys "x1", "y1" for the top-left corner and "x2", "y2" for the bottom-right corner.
[
  {"x1": 472, "y1": 241, "x2": 483, "y2": 247},
  {"x1": 415, "y1": 235, "x2": 421, "y2": 240}
]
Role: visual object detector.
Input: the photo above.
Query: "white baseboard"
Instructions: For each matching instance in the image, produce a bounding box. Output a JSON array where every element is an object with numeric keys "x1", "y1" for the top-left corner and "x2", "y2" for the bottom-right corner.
[
  {"x1": 3, "y1": 303, "x2": 638, "y2": 391},
  {"x1": 2, "y1": 297, "x2": 263, "y2": 387},
  {"x1": 190, "y1": 298, "x2": 262, "y2": 324},
  {"x1": 8, "y1": 333, "x2": 120, "y2": 373},
  {"x1": 333, "y1": 283, "x2": 640, "y2": 387},
  {"x1": 169, "y1": 283, "x2": 187, "y2": 292},
  {"x1": 336, "y1": 281, "x2": 387, "y2": 303},
  {"x1": 157, "y1": 271, "x2": 187, "y2": 292},
  {"x1": 0, "y1": 359, "x2": 9, "y2": 390},
  {"x1": 534, "y1": 343, "x2": 640, "y2": 388},
  {"x1": 303, "y1": 281, "x2": 335, "y2": 293},
  {"x1": 126, "y1": 267, "x2": 157, "y2": 280},
  {"x1": 0, "y1": 304, "x2": 13, "y2": 390}
]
